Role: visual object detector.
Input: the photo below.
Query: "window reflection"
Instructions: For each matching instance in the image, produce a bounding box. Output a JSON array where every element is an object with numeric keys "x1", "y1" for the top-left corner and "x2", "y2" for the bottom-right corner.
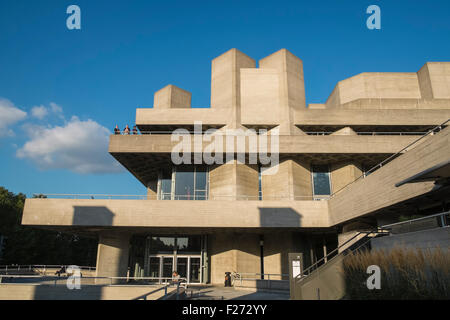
[
  {"x1": 158, "y1": 166, "x2": 208, "y2": 200},
  {"x1": 312, "y1": 165, "x2": 331, "y2": 196},
  {"x1": 177, "y1": 236, "x2": 201, "y2": 253},
  {"x1": 175, "y1": 166, "x2": 194, "y2": 200},
  {"x1": 149, "y1": 237, "x2": 176, "y2": 253},
  {"x1": 160, "y1": 169, "x2": 172, "y2": 200}
]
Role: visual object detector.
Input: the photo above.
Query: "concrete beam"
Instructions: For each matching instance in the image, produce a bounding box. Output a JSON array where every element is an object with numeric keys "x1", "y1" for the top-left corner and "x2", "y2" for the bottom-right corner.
[
  {"x1": 22, "y1": 198, "x2": 329, "y2": 229},
  {"x1": 109, "y1": 134, "x2": 419, "y2": 155}
]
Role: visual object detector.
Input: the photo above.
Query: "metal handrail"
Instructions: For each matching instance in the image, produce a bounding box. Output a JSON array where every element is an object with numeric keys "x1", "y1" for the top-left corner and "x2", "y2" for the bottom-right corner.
[
  {"x1": 306, "y1": 132, "x2": 428, "y2": 136},
  {"x1": 113, "y1": 131, "x2": 433, "y2": 136},
  {"x1": 132, "y1": 281, "x2": 185, "y2": 300},
  {"x1": 133, "y1": 283, "x2": 172, "y2": 300},
  {"x1": 33, "y1": 119, "x2": 449, "y2": 202},
  {"x1": 295, "y1": 210, "x2": 450, "y2": 283},
  {"x1": 381, "y1": 210, "x2": 450, "y2": 229},
  {"x1": 232, "y1": 272, "x2": 289, "y2": 280},
  {"x1": 0, "y1": 275, "x2": 187, "y2": 287},
  {"x1": 330, "y1": 118, "x2": 450, "y2": 197},
  {"x1": 296, "y1": 229, "x2": 389, "y2": 280},
  {"x1": 0, "y1": 265, "x2": 96, "y2": 275},
  {"x1": 33, "y1": 194, "x2": 331, "y2": 201}
]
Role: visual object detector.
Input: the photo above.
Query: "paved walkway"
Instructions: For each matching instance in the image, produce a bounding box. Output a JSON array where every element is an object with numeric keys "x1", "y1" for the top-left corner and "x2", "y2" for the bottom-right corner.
[{"x1": 185, "y1": 285, "x2": 289, "y2": 300}]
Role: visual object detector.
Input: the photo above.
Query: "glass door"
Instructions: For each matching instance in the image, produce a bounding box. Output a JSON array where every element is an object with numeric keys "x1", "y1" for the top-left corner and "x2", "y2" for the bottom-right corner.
[
  {"x1": 162, "y1": 256, "x2": 174, "y2": 281},
  {"x1": 149, "y1": 257, "x2": 161, "y2": 280},
  {"x1": 176, "y1": 257, "x2": 188, "y2": 280},
  {"x1": 189, "y1": 257, "x2": 201, "y2": 283}
]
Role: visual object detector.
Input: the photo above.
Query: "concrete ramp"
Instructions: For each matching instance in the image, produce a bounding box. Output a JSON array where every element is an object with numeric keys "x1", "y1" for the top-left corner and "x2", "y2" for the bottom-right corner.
[{"x1": 329, "y1": 125, "x2": 450, "y2": 225}]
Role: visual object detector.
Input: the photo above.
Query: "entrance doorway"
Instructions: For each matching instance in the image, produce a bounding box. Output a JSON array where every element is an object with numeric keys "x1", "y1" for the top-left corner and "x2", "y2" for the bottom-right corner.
[{"x1": 148, "y1": 255, "x2": 202, "y2": 284}]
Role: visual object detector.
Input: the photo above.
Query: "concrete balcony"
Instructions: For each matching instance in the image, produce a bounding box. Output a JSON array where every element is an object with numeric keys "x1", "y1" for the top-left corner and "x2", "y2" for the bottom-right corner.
[
  {"x1": 294, "y1": 107, "x2": 450, "y2": 129},
  {"x1": 22, "y1": 198, "x2": 330, "y2": 230},
  {"x1": 109, "y1": 133, "x2": 419, "y2": 155}
]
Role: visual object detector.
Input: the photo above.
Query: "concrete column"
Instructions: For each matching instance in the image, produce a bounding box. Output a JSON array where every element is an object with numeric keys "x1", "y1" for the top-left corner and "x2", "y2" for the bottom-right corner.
[
  {"x1": 96, "y1": 233, "x2": 131, "y2": 281},
  {"x1": 146, "y1": 179, "x2": 157, "y2": 200},
  {"x1": 153, "y1": 84, "x2": 191, "y2": 109},
  {"x1": 261, "y1": 159, "x2": 312, "y2": 200},
  {"x1": 211, "y1": 48, "x2": 256, "y2": 128},
  {"x1": 209, "y1": 233, "x2": 260, "y2": 284},
  {"x1": 259, "y1": 49, "x2": 306, "y2": 135},
  {"x1": 263, "y1": 232, "x2": 310, "y2": 280},
  {"x1": 417, "y1": 62, "x2": 450, "y2": 100},
  {"x1": 330, "y1": 161, "x2": 362, "y2": 194},
  {"x1": 209, "y1": 160, "x2": 259, "y2": 200},
  {"x1": 263, "y1": 232, "x2": 293, "y2": 280}
]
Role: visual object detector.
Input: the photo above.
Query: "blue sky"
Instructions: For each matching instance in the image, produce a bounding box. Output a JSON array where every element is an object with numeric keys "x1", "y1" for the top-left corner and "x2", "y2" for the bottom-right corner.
[{"x1": 1, "y1": 0, "x2": 450, "y2": 197}]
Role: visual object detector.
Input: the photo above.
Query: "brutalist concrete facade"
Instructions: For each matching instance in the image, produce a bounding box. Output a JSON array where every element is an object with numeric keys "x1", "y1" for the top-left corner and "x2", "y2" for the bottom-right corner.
[{"x1": 22, "y1": 49, "x2": 450, "y2": 284}]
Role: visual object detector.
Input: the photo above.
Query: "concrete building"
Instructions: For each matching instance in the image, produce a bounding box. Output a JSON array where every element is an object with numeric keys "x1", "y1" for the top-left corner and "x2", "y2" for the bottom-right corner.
[{"x1": 21, "y1": 49, "x2": 450, "y2": 285}]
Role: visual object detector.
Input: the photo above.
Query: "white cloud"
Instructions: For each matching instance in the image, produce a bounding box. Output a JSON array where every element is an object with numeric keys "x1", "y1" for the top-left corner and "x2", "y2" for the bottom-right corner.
[
  {"x1": 0, "y1": 98, "x2": 27, "y2": 137},
  {"x1": 49, "y1": 102, "x2": 63, "y2": 114},
  {"x1": 17, "y1": 116, "x2": 123, "y2": 174},
  {"x1": 30, "y1": 102, "x2": 64, "y2": 120},
  {"x1": 31, "y1": 105, "x2": 49, "y2": 119}
]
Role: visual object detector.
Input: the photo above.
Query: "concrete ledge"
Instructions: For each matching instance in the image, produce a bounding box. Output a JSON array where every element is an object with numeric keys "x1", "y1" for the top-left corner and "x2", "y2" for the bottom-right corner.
[
  {"x1": 234, "y1": 279, "x2": 289, "y2": 291},
  {"x1": 22, "y1": 199, "x2": 329, "y2": 229},
  {"x1": 109, "y1": 134, "x2": 418, "y2": 154},
  {"x1": 0, "y1": 284, "x2": 177, "y2": 300}
]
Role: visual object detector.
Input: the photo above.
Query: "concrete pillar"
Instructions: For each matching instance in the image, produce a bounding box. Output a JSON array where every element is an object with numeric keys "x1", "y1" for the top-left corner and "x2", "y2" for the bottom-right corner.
[
  {"x1": 209, "y1": 233, "x2": 260, "y2": 284},
  {"x1": 146, "y1": 179, "x2": 157, "y2": 200},
  {"x1": 263, "y1": 232, "x2": 293, "y2": 280},
  {"x1": 261, "y1": 159, "x2": 312, "y2": 200},
  {"x1": 211, "y1": 48, "x2": 256, "y2": 128},
  {"x1": 259, "y1": 49, "x2": 306, "y2": 135},
  {"x1": 209, "y1": 160, "x2": 259, "y2": 200},
  {"x1": 263, "y1": 232, "x2": 311, "y2": 280},
  {"x1": 153, "y1": 84, "x2": 191, "y2": 109},
  {"x1": 96, "y1": 233, "x2": 131, "y2": 281},
  {"x1": 330, "y1": 161, "x2": 362, "y2": 194},
  {"x1": 417, "y1": 62, "x2": 450, "y2": 100}
]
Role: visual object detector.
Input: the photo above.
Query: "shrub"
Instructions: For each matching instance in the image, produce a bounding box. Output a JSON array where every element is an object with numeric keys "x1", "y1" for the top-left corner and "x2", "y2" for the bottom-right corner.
[{"x1": 343, "y1": 247, "x2": 450, "y2": 299}]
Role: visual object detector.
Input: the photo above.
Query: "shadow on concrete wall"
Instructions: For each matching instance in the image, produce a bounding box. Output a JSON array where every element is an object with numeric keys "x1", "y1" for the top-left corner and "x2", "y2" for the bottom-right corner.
[
  {"x1": 258, "y1": 207, "x2": 302, "y2": 228},
  {"x1": 72, "y1": 206, "x2": 115, "y2": 226},
  {"x1": 32, "y1": 283, "x2": 104, "y2": 300},
  {"x1": 259, "y1": 208, "x2": 303, "y2": 284}
]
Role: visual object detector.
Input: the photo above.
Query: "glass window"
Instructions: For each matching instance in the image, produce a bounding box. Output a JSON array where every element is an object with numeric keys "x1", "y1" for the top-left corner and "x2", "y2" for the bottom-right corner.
[
  {"x1": 159, "y1": 166, "x2": 209, "y2": 200},
  {"x1": 177, "y1": 236, "x2": 202, "y2": 253},
  {"x1": 175, "y1": 166, "x2": 195, "y2": 200},
  {"x1": 149, "y1": 237, "x2": 176, "y2": 253},
  {"x1": 258, "y1": 166, "x2": 263, "y2": 200},
  {"x1": 312, "y1": 165, "x2": 331, "y2": 196},
  {"x1": 195, "y1": 166, "x2": 208, "y2": 200},
  {"x1": 159, "y1": 169, "x2": 172, "y2": 200}
]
